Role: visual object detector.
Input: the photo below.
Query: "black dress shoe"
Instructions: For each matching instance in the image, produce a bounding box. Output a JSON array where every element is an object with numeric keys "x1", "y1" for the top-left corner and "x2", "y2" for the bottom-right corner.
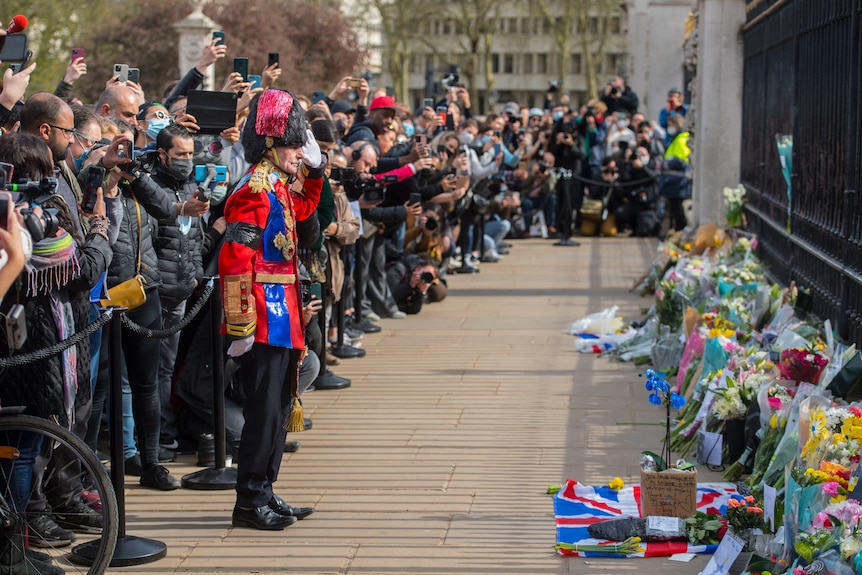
[
  {"x1": 313, "y1": 372, "x2": 351, "y2": 390},
  {"x1": 349, "y1": 319, "x2": 381, "y2": 333},
  {"x1": 330, "y1": 344, "x2": 366, "y2": 359},
  {"x1": 232, "y1": 505, "x2": 297, "y2": 530},
  {"x1": 553, "y1": 238, "x2": 581, "y2": 246},
  {"x1": 284, "y1": 440, "x2": 301, "y2": 453},
  {"x1": 269, "y1": 495, "x2": 314, "y2": 520}
]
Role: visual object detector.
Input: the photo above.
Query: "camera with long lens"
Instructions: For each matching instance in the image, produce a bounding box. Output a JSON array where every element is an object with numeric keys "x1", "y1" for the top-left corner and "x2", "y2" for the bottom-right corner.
[
  {"x1": 342, "y1": 174, "x2": 392, "y2": 203},
  {"x1": 424, "y1": 217, "x2": 438, "y2": 232},
  {"x1": 608, "y1": 83, "x2": 621, "y2": 96},
  {"x1": 329, "y1": 166, "x2": 354, "y2": 184},
  {"x1": 5, "y1": 176, "x2": 61, "y2": 242},
  {"x1": 120, "y1": 147, "x2": 159, "y2": 176},
  {"x1": 419, "y1": 271, "x2": 434, "y2": 284}
]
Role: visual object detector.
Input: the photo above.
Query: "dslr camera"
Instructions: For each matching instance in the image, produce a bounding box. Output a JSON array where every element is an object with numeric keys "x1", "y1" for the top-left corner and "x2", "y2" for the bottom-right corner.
[
  {"x1": 547, "y1": 80, "x2": 563, "y2": 93},
  {"x1": 441, "y1": 65, "x2": 460, "y2": 91},
  {"x1": 608, "y1": 83, "x2": 621, "y2": 96},
  {"x1": 4, "y1": 175, "x2": 61, "y2": 243},
  {"x1": 342, "y1": 174, "x2": 395, "y2": 203}
]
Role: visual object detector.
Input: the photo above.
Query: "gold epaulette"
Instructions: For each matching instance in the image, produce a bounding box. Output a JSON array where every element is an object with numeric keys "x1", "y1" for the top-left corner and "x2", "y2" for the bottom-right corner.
[{"x1": 248, "y1": 160, "x2": 276, "y2": 194}]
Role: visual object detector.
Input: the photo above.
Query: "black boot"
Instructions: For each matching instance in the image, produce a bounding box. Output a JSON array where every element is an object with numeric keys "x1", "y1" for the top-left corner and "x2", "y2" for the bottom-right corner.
[{"x1": 0, "y1": 532, "x2": 64, "y2": 575}]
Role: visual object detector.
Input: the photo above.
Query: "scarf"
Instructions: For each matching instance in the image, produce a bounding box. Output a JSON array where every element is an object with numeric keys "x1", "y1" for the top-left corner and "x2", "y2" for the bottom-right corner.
[
  {"x1": 26, "y1": 229, "x2": 80, "y2": 425},
  {"x1": 26, "y1": 231, "x2": 80, "y2": 297}
]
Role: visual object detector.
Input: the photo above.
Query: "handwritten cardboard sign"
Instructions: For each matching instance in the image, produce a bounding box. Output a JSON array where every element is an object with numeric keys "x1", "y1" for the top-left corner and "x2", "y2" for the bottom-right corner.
[{"x1": 640, "y1": 468, "x2": 698, "y2": 518}]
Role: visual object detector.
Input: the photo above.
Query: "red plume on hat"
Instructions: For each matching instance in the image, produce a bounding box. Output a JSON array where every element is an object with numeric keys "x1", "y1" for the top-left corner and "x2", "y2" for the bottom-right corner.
[
  {"x1": 242, "y1": 88, "x2": 307, "y2": 164},
  {"x1": 255, "y1": 89, "x2": 295, "y2": 137}
]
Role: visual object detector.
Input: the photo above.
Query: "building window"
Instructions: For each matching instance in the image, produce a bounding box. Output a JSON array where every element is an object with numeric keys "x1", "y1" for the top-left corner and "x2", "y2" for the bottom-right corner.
[
  {"x1": 443, "y1": 19, "x2": 451, "y2": 35},
  {"x1": 433, "y1": 19, "x2": 440, "y2": 35},
  {"x1": 523, "y1": 54, "x2": 533, "y2": 74},
  {"x1": 521, "y1": 17, "x2": 531, "y2": 34},
  {"x1": 532, "y1": 18, "x2": 539, "y2": 35},
  {"x1": 570, "y1": 53, "x2": 582, "y2": 75},
  {"x1": 499, "y1": 19, "x2": 506, "y2": 33},
  {"x1": 537, "y1": 53, "x2": 547, "y2": 74},
  {"x1": 589, "y1": 17, "x2": 599, "y2": 34},
  {"x1": 508, "y1": 18, "x2": 518, "y2": 34},
  {"x1": 542, "y1": 19, "x2": 551, "y2": 35},
  {"x1": 504, "y1": 54, "x2": 514, "y2": 74},
  {"x1": 492, "y1": 54, "x2": 500, "y2": 74},
  {"x1": 610, "y1": 16, "x2": 621, "y2": 34}
]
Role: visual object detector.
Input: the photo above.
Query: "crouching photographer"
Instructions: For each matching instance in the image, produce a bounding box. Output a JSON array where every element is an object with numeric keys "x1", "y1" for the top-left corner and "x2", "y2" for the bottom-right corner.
[
  {"x1": 613, "y1": 145, "x2": 659, "y2": 237},
  {"x1": 385, "y1": 253, "x2": 439, "y2": 315}
]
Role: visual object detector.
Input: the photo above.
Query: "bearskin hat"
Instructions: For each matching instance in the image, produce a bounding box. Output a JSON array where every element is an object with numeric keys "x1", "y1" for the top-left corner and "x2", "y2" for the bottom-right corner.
[{"x1": 242, "y1": 89, "x2": 307, "y2": 164}]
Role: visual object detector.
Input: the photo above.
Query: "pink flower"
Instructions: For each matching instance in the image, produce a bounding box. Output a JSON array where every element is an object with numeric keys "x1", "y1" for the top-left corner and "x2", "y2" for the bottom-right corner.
[
  {"x1": 850, "y1": 406, "x2": 862, "y2": 418},
  {"x1": 768, "y1": 397, "x2": 783, "y2": 410},
  {"x1": 656, "y1": 290, "x2": 665, "y2": 301},
  {"x1": 822, "y1": 482, "x2": 840, "y2": 496}
]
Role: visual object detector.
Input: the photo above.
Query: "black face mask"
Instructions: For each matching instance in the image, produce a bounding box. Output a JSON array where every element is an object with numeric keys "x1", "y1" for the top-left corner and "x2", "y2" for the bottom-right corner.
[
  {"x1": 162, "y1": 156, "x2": 194, "y2": 182},
  {"x1": 335, "y1": 119, "x2": 348, "y2": 136}
]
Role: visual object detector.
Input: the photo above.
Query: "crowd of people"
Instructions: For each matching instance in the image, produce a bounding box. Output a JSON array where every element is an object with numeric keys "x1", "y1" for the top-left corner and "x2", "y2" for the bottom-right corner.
[{"x1": 0, "y1": 21, "x2": 692, "y2": 572}]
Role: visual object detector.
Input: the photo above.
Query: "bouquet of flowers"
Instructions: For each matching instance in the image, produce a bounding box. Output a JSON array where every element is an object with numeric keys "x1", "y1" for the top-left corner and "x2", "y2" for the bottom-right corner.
[
  {"x1": 779, "y1": 347, "x2": 829, "y2": 384},
  {"x1": 723, "y1": 185, "x2": 746, "y2": 228},
  {"x1": 725, "y1": 494, "x2": 765, "y2": 551},
  {"x1": 655, "y1": 277, "x2": 685, "y2": 328}
]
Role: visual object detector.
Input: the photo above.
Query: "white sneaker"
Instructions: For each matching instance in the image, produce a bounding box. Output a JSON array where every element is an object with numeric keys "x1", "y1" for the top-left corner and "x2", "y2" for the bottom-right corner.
[
  {"x1": 390, "y1": 311, "x2": 407, "y2": 319},
  {"x1": 364, "y1": 312, "x2": 381, "y2": 321}
]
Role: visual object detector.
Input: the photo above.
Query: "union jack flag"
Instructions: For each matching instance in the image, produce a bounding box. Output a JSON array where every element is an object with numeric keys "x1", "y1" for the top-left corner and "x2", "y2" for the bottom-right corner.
[{"x1": 554, "y1": 479, "x2": 739, "y2": 557}]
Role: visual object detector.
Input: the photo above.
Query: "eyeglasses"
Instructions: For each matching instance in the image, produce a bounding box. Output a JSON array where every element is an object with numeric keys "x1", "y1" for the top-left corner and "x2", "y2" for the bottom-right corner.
[
  {"x1": 47, "y1": 123, "x2": 76, "y2": 136},
  {"x1": 74, "y1": 132, "x2": 99, "y2": 147},
  {"x1": 147, "y1": 110, "x2": 171, "y2": 121}
]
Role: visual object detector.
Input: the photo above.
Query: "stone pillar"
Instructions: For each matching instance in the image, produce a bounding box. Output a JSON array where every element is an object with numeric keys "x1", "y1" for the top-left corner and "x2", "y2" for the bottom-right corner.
[
  {"x1": 173, "y1": 2, "x2": 218, "y2": 91},
  {"x1": 690, "y1": 0, "x2": 746, "y2": 226},
  {"x1": 626, "y1": 0, "x2": 694, "y2": 117}
]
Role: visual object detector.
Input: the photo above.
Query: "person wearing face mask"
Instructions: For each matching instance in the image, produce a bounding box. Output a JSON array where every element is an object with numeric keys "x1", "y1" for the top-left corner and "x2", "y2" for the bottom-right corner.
[
  {"x1": 614, "y1": 145, "x2": 660, "y2": 237},
  {"x1": 136, "y1": 102, "x2": 172, "y2": 148},
  {"x1": 657, "y1": 114, "x2": 692, "y2": 233},
  {"x1": 106, "y1": 120, "x2": 210, "y2": 491},
  {"x1": 148, "y1": 122, "x2": 208, "y2": 458}
]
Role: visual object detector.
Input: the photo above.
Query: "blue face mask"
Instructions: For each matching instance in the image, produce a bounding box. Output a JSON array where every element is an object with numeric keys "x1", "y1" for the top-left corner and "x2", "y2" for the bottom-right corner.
[
  {"x1": 210, "y1": 183, "x2": 229, "y2": 205},
  {"x1": 73, "y1": 148, "x2": 91, "y2": 172},
  {"x1": 146, "y1": 118, "x2": 170, "y2": 141},
  {"x1": 553, "y1": 111, "x2": 564, "y2": 121},
  {"x1": 403, "y1": 123, "x2": 415, "y2": 138},
  {"x1": 481, "y1": 135, "x2": 490, "y2": 146}
]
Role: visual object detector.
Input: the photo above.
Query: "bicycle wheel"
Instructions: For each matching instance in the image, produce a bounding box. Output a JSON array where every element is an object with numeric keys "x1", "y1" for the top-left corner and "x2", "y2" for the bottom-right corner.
[{"x1": 0, "y1": 414, "x2": 119, "y2": 575}]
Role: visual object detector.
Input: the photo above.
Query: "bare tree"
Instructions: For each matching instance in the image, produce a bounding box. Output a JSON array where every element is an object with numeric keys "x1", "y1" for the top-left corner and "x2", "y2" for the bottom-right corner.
[
  {"x1": 442, "y1": 0, "x2": 502, "y2": 104},
  {"x1": 364, "y1": 0, "x2": 430, "y2": 103},
  {"x1": 532, "y1": 0, "x2": 620, "y2": 100}
]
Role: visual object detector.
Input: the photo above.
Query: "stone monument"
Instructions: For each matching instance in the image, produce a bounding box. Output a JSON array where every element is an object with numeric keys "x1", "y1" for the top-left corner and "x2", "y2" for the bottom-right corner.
[{"x1": 173, "y1": 0, "x2": 218, "y2": 91}]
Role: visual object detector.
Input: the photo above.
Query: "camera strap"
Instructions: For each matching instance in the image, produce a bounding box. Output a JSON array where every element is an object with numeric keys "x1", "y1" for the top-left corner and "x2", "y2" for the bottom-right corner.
[{"x1": 129, "y1": 191, "x2": 143, "y2": 276}]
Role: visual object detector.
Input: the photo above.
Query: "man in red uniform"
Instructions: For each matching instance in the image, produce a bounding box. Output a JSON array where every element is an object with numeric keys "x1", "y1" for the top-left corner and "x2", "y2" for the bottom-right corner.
[{"x1": 220, "y1": 89, "x2": 324, "y2": 530}]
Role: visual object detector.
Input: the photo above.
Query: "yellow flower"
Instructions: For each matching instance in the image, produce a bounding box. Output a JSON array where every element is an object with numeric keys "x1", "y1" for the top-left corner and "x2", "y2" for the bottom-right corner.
[
  {"x1": 609, "y1": 477, "x2": 625, "y2": 491},
  {"x1": 770, "y1": 414, "x2": 778, "y2": 429}
]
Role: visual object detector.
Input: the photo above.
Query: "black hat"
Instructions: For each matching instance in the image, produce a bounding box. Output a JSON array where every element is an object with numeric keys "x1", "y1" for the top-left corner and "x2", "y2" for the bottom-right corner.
[{"x1": 331, "y1": 100, "x2": 355, "y2": 115}]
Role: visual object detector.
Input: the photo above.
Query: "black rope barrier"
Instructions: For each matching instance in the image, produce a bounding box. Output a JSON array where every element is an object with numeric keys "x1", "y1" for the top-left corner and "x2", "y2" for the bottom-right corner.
[
  {"x1": 0, "y1": 308, "x2": 114, "y2": 368},
  {"x1": 120, "y1": 279, "x2": 215, "y2": 339}
]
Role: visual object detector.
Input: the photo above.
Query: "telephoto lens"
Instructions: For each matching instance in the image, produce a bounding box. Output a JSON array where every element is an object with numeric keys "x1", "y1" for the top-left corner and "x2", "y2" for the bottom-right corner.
[
  {"x1": 424, "y1": 217, "x2": 438, "y2": 231},
  {"x1": 420, "y1": 271, "x2": 434, "y2": 284}
]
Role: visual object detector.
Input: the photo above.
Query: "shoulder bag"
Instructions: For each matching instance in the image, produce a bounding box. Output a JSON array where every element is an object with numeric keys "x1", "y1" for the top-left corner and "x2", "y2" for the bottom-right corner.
[{"x1": 100, "y1": 191, "x2": 147, "y2": 310}]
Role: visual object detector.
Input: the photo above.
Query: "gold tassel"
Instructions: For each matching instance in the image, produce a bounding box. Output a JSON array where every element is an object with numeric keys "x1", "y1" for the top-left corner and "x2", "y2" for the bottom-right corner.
[{"x1": 285, "y1": 396, "x2": 305, "y2": 432}]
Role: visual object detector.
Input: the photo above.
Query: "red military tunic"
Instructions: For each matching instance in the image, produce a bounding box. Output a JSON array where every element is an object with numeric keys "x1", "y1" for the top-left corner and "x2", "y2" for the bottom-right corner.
[{"x1": 220, "y1": 159, "x2": 322, "y2": 348}]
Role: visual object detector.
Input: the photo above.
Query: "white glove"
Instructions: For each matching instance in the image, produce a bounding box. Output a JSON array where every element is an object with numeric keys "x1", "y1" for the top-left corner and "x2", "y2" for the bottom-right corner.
[
  {"x1": 301, "y1": 129, "x2": 322, "y2": 168},
  {"x1": 227, "y1": 335, "x2": 254, "y2": 357}
]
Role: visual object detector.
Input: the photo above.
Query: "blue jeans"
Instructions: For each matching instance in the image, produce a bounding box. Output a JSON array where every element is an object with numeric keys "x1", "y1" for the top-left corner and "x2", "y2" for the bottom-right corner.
[{"x1": 0, "y1": 430, "x2": 42, "y2": 512}]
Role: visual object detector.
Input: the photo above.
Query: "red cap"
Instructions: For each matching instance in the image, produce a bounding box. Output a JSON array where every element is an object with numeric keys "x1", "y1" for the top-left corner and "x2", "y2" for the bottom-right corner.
[{"x1": 369, "y1": 96, "x2": 397, "y2": 112}]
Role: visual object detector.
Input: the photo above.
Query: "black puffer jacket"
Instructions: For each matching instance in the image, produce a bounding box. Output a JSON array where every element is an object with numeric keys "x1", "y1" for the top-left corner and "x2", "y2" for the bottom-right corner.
[
  {"x1": 0, "y1": 191, "x2": 112, "y2": 420},
  {"x1": 107, "y1": 173, "x2": 175, "y2": 290},
  {"x1": 151, "y1": 168, "x2": 204, "y2": 307}
]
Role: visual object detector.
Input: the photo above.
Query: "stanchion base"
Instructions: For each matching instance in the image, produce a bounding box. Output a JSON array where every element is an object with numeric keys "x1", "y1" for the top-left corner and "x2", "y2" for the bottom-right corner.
[
  {"x1": 71, "y1": 534, "x2": 167, "y2": 568},
  {"x1": 181, "y1": 466, "x2": 237, "y2": 490},
  {"x1": 313, "y1": 372, "x2": 351, "y2": 390},
  {"x1": 553, "y1": 238, "x2": 581, "y2": 246}
]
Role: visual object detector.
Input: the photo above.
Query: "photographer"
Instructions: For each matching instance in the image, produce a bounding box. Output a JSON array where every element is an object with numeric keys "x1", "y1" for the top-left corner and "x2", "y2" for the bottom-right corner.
[
  {"x1": 149, "y1": 122, "x2": 207, "y2": 457},
  {"x1": 600, "y1": 76, "x2": 639, "y2": 117},
  {"x1": 0, "y1": 131, "x2": 110, "y2": 555},
  {"x1": 385, "y1": 253, "x2": 439, "y2": 316},
  {"x1": 548, "y1": 110, "x2": 585, "y2": 245},
  {"x1": 614, "y1": 145, "x2": 659, "y2": 237},
  {"x1": 404, "y1": 203, "x2": 454, "y2": 277}
]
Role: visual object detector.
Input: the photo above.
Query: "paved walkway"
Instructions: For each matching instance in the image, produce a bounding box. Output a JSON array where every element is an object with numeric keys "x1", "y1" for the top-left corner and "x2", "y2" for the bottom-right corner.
[{"x1": 108, "y1": 237, "x2": 722, "y2": 574}]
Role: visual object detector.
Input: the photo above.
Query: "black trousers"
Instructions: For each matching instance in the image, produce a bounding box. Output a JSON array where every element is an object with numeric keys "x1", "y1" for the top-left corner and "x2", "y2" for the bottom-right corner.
[
  {"x1": 554, "y1": 174, "x2": 581, "y2": 237},
  {"x1": 235, "y1": 343, "x2": 301, "y2": 508},
  {"x1": 122, "y1": 290, "x2": 164, "y2": 468}
]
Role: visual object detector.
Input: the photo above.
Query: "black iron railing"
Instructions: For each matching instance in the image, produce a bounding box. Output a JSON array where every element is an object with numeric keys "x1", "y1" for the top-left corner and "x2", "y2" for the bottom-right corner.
[{"x1": 741, "y1": 0, "x2": 862, "y2": 345}]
